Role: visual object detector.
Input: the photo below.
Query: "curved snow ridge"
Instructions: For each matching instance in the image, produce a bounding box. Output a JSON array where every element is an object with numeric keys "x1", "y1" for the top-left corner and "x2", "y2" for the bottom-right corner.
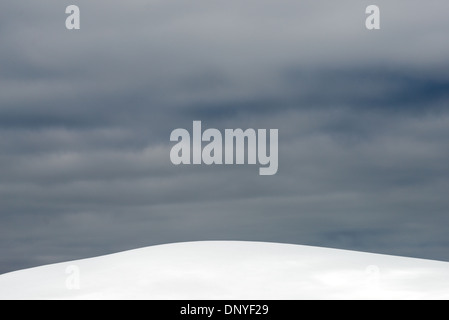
[{"x1": 1, "y1": 241, "x2": 449, "y2": 300}]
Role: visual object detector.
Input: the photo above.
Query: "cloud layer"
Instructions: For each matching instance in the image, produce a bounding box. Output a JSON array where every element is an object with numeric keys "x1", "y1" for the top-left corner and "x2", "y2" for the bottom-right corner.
[{"x1": 1, "y1": 0, "x2": 449, "y2": 273}]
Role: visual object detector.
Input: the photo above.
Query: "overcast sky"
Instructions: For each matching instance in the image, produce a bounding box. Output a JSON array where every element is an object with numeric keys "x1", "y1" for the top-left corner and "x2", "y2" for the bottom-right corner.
[{"x1": 1, "y1": 0, "x2": 449, "y2": 274}]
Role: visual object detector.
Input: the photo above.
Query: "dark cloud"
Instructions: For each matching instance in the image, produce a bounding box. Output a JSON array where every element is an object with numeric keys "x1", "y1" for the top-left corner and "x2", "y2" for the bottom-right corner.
[{"x1": 1, "y1": 0, "x2": 449, "y2": 274}]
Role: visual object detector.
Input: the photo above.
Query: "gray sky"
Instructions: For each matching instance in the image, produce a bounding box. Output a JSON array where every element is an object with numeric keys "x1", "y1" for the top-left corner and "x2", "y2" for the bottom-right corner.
[{"x1": 1, "y1": 0, "x2": 449, "y2": 274}]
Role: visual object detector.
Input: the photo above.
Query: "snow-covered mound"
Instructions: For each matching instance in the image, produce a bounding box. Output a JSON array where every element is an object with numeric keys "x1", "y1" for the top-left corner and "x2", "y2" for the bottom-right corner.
[{"x1": 1, "y1": 241, "x2": 448, "y2": 300}]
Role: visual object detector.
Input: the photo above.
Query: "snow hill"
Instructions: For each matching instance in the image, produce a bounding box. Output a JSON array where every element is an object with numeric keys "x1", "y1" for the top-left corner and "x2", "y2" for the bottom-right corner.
[{"x1": 0, "y1": 241, "x2": 448, "y2": 300}]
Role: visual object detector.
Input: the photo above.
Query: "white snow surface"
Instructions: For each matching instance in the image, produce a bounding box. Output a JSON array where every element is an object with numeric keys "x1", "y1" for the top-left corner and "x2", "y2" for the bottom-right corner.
[{"x1": 1, "y1": 241, "x2": 448, "y2": 300}]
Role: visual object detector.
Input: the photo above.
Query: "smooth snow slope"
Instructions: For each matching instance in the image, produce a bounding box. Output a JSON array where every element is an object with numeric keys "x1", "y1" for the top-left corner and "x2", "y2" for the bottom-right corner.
[{"x1": 1, "y1": 241, "x2": 448, "y2": 300}]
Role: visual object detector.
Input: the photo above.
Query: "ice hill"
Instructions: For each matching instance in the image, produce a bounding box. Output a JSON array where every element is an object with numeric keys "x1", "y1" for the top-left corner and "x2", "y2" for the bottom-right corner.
[{"x1": 1, "y1": 241, "x2": 448, "y2": 300}]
